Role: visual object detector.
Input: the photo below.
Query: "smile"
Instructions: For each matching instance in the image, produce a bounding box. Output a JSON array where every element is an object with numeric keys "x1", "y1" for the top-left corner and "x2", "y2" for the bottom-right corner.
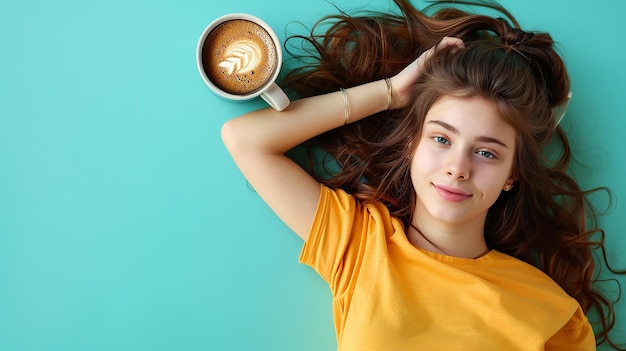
[{"x1": 433, "y1": 184, "x2": 472, "y2": 202}]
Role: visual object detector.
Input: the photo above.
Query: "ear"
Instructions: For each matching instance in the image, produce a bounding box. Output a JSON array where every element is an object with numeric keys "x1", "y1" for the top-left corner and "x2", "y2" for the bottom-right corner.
[
  {"x1": 502, "y1": 174, "x2": 517, "y2": 192},
  {"x1": 507, "y1": 174, "x2": 517, "y2": 184}
]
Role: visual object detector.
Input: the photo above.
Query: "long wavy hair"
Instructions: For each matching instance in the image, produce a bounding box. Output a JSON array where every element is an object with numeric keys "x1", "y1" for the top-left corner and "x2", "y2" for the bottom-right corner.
[{"x1": 281, "y1": 0, "x2": 623, "y2": 348}]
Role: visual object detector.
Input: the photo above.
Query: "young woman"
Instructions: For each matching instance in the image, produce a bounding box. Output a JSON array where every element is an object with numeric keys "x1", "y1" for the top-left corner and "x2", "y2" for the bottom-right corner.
[{"x1": 221, "y1": 0, "x2": 623, "y2": 349}]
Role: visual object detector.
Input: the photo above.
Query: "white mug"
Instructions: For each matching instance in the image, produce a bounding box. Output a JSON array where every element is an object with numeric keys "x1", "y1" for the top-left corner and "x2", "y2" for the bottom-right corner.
[{"x1": 196, "y1": 13, "x2": 290, "y2": 111}]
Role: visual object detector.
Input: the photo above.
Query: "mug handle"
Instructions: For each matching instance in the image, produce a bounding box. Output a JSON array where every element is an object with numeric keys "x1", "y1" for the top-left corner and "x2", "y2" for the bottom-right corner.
[{"x1": 260, "y1": 83, "x2": 290, "y2": 111}]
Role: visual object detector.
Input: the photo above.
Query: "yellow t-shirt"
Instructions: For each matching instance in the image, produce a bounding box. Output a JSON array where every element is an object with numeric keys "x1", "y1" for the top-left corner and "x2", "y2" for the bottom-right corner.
[{"x1": 300, "y1": 185, "x2": 595, "y2": 351}]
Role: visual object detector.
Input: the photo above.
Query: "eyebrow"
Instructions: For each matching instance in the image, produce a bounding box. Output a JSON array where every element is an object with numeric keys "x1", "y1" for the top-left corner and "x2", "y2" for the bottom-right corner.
[{"x1": 427, "y1": 120, "x2": 510, "y2": 149}]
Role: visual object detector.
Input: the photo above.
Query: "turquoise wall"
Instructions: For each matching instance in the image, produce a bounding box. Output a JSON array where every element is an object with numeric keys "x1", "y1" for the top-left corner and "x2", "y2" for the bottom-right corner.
[{"x1": 2, "y1": 0, "x2": 624, "y2": 350}]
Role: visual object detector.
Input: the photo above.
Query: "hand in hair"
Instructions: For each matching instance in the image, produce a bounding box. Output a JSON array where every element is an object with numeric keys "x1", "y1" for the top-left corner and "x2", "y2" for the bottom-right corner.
[{"x1": 389, "y1": 37, "x2": 464, "y2": 109}]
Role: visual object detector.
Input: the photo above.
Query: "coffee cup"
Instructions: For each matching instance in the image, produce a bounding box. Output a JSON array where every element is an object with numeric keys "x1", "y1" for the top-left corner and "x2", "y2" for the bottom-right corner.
[{"x1": 196, "y1": 13, "x2": 290, "y2": 111}]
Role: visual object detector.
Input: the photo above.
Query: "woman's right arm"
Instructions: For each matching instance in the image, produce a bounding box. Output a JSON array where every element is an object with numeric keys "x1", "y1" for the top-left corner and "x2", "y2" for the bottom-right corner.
[
  {"x1": 221, "y1": 80, "x2": 390, "y2": 241},
  {"x1": 221, "y1": 37, "x2": 464, "y2": 241}
]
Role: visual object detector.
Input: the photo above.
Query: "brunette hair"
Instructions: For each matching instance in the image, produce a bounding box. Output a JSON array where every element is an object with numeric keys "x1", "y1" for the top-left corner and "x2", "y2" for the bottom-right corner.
[{"x1": 282, "y1": 0, "x2": 624, "y2": 348}]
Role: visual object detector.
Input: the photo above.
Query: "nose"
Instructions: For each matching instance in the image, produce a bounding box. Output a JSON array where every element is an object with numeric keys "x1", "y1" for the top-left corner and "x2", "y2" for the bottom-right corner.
[{"x1": 445, "y1": 149, "x2": 471, "y2": 180}]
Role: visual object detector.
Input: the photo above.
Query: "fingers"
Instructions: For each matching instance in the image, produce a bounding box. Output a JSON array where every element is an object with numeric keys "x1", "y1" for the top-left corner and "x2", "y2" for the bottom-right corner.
[
  {"x1": 420, "y1": 37, "x2": 465, "y2": 65},
  {"x1": 415, "y1": 36, "x2": 464, "y2": 73},
  {"x1": 388, "y1": 37, "x2": 464, "y2": 109},
  {"x1": 436, "y1": 36, "x2": 465, "y2": 53}
]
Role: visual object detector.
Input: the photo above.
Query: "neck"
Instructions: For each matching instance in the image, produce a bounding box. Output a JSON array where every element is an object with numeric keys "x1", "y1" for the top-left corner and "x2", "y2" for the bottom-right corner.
[{"x1": 408, "y1": 207, "x2": 489, "y2": 259}]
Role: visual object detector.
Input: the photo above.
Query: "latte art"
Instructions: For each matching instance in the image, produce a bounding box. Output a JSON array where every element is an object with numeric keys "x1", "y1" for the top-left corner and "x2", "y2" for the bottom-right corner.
[
  {"x1": 201, "y1": 19, "x2": 278, "y2": 95},
  {"x1": 219, "y1": 40, "x2": 262, "y2": 75}
]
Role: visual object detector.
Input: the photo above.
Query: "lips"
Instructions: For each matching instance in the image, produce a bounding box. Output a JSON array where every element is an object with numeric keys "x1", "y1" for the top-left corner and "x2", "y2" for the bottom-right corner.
[{"x1": 433, "y1": 184, "x2": 472, "y2": 202}]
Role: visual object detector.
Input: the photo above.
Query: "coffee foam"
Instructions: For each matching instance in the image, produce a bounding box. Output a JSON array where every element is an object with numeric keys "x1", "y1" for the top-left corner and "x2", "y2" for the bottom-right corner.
[
  {"x1": 202, "y1": 20, "x2": 277, "y2": 95},
  {"x1": 218, "y1": 40, "x2": 262, "y2": 75}
]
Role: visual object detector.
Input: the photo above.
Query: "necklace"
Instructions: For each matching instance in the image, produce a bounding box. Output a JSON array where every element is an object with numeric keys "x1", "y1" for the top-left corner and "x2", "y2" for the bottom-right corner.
[{"x1": 409, "y1": 223, "x2": 490, "y2": 259}]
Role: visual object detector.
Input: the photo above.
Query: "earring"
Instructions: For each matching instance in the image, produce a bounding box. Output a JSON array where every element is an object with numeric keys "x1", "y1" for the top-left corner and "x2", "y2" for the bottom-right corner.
[{"x1": 503, "y1": 183, "x2": 513, "y2": 191}]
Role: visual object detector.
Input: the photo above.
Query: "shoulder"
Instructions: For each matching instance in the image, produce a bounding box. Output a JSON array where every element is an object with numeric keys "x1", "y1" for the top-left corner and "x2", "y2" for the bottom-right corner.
[
  {"x1": 488, "y1": 251, "x2": 566, "y2": 289},
  {"x1": 545, "y1": 306, "x2": 596, "y2": 350},
  {"x1": 487, "y1": 251, "x2": 579, "y2": 309},
  {"x1": 318, "y1": 185, "x2": 402, "y2": 230},
  {"x1": 477, "y1": 251, "x2": 589, "y2": 342},
  {"x1": 301, "y1": 185, "x2": 404, "y2": 291}
]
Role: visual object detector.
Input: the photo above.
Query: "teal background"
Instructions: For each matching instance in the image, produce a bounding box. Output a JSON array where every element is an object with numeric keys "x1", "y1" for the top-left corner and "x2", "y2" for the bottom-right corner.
[{"x1": 1, "y1": 0, "x2": 624, "y2": 350}]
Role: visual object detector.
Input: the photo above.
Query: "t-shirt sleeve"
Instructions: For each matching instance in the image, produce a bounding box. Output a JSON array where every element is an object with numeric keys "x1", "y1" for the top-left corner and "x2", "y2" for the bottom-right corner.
[
  {"x1": 299, "y1": 185, "x2": 369, "y2": 297},
  {"x1": 544, "y1": 306, "x2": 596, "y2": 350}
]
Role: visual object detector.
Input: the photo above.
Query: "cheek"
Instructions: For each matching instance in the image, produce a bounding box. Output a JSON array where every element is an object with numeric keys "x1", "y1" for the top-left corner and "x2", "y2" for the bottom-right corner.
[
  {"x1": 409, "y1": 145, "x2": 435, "y2": 180},
  {"x1": 412, "y1": 141, "x2": 438, "y2": 164},
  {"x1": 477, "y1": 168, "x2": 512, "y2": 198}
]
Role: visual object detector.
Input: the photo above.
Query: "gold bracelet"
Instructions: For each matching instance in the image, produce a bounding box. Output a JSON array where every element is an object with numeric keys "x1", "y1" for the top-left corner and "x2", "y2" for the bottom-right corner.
[
  {"x1": 384, "y1": 78, "x2": 393, "y2": 110},
  {"x1": 340, "y1": 88, "x2": 350, "y2": 125}
]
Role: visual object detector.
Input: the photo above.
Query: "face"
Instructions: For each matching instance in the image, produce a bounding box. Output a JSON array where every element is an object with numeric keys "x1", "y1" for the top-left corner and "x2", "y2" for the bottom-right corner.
[{"x1": 410, "y1": 95, "x2": 516, "y2": 228}]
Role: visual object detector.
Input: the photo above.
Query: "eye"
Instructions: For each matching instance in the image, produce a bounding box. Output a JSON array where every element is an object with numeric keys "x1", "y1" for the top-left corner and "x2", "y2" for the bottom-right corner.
[
  {"x1": 476, "y1": 150, "x2": 496, "y2": 159},
  {"x1": 433, "y1": 136, "x2": 450, "y2": 145}
]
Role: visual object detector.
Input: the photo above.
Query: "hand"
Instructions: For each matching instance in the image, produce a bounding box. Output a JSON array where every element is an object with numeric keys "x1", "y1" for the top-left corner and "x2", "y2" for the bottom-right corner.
[{"x1": 388, "y1": 37, "x2": 465, "y2": 109}]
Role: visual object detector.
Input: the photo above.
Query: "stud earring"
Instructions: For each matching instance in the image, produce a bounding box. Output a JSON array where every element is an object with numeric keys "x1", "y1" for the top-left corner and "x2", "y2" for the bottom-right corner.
[{"x1": 503, "y1": 183, "x2": 513, "y2": 191}]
